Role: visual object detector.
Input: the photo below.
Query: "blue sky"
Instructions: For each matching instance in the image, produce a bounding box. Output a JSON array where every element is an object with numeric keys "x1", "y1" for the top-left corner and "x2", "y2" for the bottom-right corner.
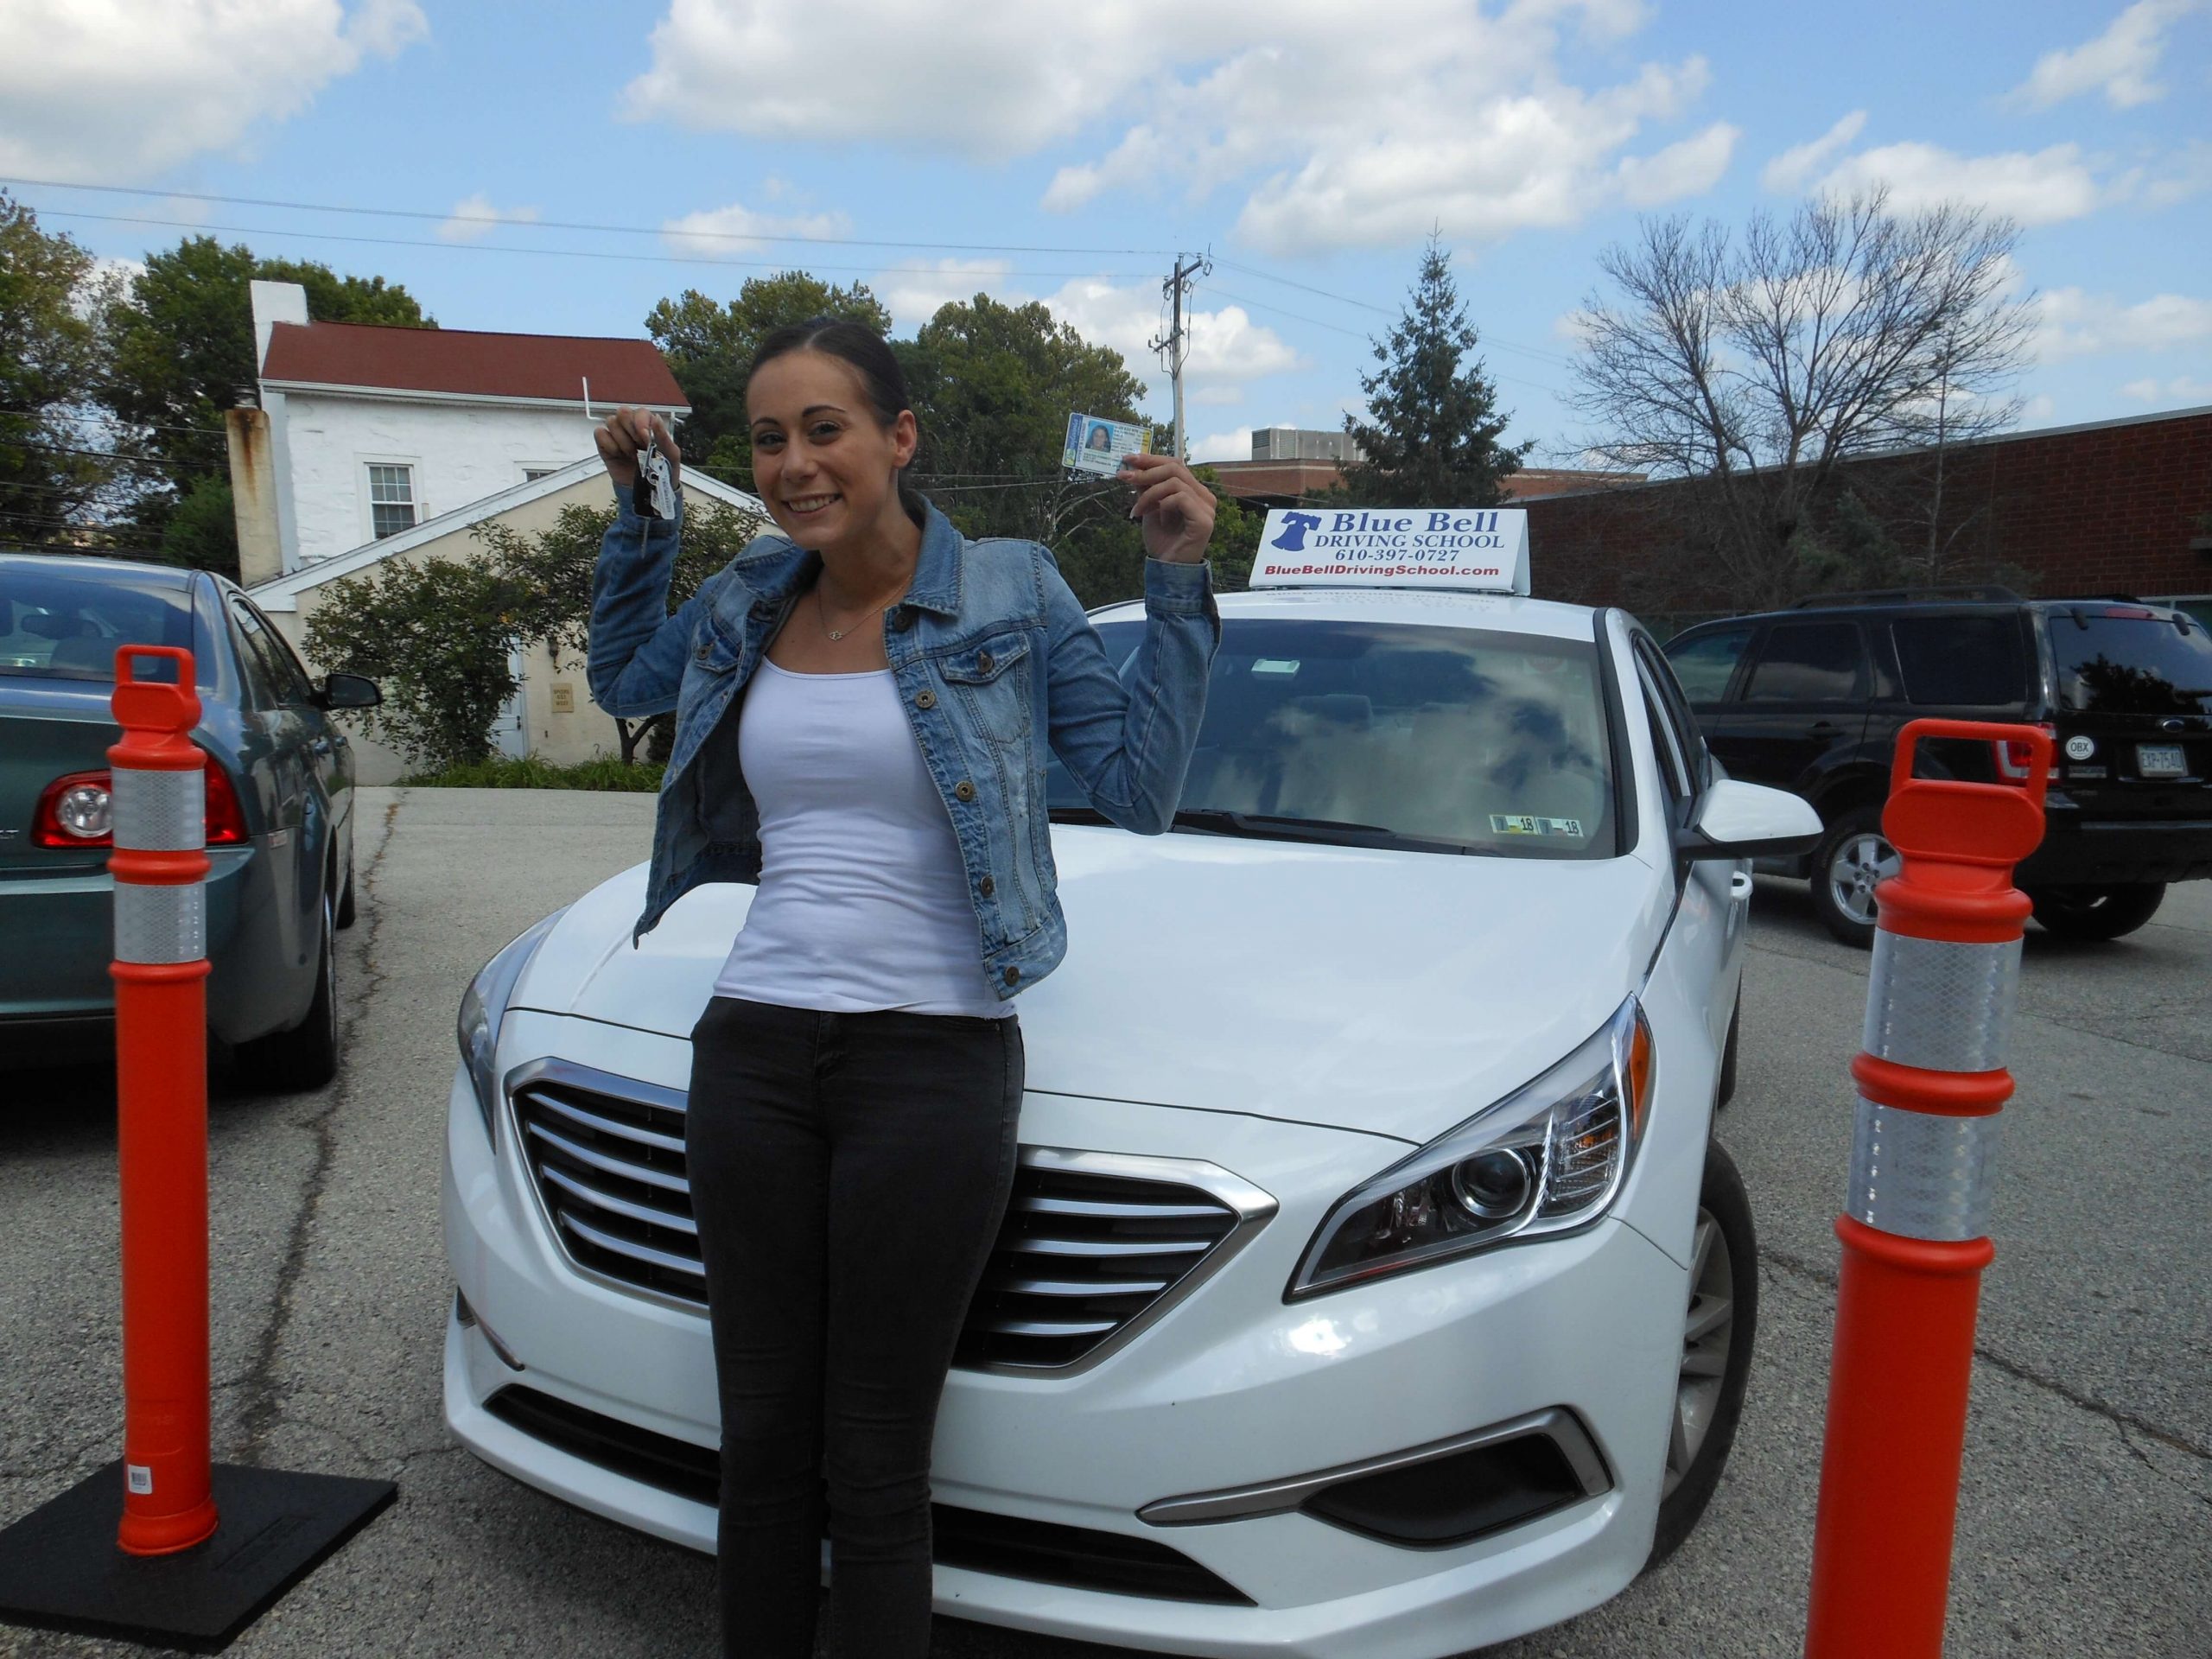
[{"x1": 3, "y1": 0, "x2": 2207, "y2": 466}]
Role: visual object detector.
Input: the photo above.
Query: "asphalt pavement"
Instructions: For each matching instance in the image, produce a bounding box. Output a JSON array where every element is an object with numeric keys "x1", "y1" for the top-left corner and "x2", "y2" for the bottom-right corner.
[{"x1": 2, "y1": 785, "x2": 2206, "y2": 1658}]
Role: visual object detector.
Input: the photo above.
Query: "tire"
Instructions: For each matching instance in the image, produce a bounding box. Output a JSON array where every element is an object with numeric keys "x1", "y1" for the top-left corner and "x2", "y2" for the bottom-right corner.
[
  {"x1": 334, "y1": 843, "x2": 357, "y2": 931},
  {"x1": 1716, "y1": 988, "x2": 1740, "y2": 1109},
  {"x1": 1646, "y1": 1140, "x2": 1758, "y2": 1571},
  {"x1": 234, "y1": 893, "x2": 340, "y2": 1092},
  {"x1": 2026, "y1": 882, "x2": 2165, "y2": 942},
  {"x1": 1808, "y1": 804, "x2": 1895, "y2": 949}
]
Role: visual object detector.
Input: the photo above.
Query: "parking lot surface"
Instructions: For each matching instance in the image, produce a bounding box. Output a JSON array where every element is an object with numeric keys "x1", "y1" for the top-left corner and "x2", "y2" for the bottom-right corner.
[{"x1": 3, "y1": 786, "x2": 2207, "y2": 1657}]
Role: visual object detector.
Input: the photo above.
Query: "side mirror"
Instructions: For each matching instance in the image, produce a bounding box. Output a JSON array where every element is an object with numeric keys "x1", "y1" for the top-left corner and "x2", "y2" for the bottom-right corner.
[
  {"x1": 1673, "y1": 778, "x2": 1823, "y2": 861},
  {"x1": 315, "y1": 672, "x2": 383, "y2": 711}
]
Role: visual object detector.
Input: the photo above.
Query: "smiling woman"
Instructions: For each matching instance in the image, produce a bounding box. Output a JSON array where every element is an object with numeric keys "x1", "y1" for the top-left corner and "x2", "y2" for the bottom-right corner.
[{"x1": 584, "y1": 316, "x2": 1220, "y2": 1659}]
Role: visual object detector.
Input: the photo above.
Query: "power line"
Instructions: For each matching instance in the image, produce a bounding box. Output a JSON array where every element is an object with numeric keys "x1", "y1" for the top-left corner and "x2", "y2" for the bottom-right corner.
[
  {"x1": 4, "y1": 175, "x2": 1174, "y2": 258},
  {"x1": 29, "y1": 208, "x2": 1165, "y2": 283}
]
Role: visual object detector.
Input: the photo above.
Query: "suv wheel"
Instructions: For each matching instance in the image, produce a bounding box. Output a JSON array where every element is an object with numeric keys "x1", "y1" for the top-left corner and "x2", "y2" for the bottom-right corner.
[
  {"x1": 2026, "y1": 882, "x2": 2165, "y2": 943},
  {"x1": 1809, "y1": 804, "x2": 1896, "y2": 949},
  {"x1": 1646, "y1": 1140, "x2": 1758, "y2": 1570}
]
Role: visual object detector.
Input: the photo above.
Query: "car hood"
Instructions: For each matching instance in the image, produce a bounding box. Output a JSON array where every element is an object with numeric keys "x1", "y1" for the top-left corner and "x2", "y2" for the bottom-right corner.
[{"x1": 512, "y1": 827, "x2": 1672, "y2": 1147}]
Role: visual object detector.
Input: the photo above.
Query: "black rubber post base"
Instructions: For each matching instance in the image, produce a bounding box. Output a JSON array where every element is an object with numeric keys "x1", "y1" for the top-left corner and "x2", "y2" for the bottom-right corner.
[{"x1": 0, "y1": 1460, "x2": 396, "y2": 1654}]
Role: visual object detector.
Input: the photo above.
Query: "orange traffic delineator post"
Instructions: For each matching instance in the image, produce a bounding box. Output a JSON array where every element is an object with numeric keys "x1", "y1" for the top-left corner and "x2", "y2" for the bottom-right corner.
[
  {"x1": 0, "y1": 648, "x2": 394, "y2": 1655},
  {"x1": 1804, "y1": 717, "x2": 2050, "y2": 1659}
]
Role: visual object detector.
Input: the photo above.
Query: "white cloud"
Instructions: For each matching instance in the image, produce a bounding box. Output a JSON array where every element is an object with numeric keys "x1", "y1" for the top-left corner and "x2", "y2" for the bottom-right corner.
[
  {"x1": 1813, "y1": 142, "x2": 2104, "y2": 226},
  {"x1": 877, "y1": 258, "x2": 1014, "y2": 333},
  {"x1": 2020, "y1": 393, "x2": 2058, "y2": 423},
  {"x1": 2121, "y1": 374, "x2": 2212, "y2": 403},
  {"x1": 2033, "y1": 286, "x2": 2212, "y2": 358},
  {"x1": 1617, "y1": 122, "x2": 1740, "y2": 207},
  {"x1": 1044, "y1": 277, "x2": 1300, "y2": 384},
  {"x1": 1761, "y1": 111, "x2": 1867, "y2": 193},
  {"x1": 1190, "y1": 385, "x2": 1246, "y2": 407},
  {"x1": 2007, "y1": 0, "x2": 2202, "y2": 110},
  {"x1": 0, "y1": 1, "x2": 425, "y2": 181},
  {"x1": 660, "y1": 199, "x2": 853, "y2": 257},
  {"x1": 628, "y1": 2, "x2": 1734, "y2": 254},
  {"x1": 437, "y1": 193, "x2": 542, "y2": 244}
]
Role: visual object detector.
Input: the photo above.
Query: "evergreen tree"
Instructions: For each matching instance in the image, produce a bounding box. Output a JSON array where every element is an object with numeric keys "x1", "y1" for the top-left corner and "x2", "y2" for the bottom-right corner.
[{"x1": 1338, "y1": 240, "x2": 1526, "y2": 507}]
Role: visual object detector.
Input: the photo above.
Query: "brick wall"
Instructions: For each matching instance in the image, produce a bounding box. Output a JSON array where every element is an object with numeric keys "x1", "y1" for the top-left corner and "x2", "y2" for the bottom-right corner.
[{"x1": 1524, "y1": 407, "x2": 2212, "y2": 607}]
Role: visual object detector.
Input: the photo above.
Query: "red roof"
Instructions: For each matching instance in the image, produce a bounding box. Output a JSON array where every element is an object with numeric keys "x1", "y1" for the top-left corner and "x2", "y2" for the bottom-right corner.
[{"x1": 260, "y1": 320, "x2": 688, "y2": 410}]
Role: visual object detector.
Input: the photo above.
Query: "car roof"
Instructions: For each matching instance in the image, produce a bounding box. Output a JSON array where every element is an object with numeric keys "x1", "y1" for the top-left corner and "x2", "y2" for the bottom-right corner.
[
  {"x1": 0, "y1": 550, "x2": 198, "y2": 592},
  {"x1": 1675, "y1": 594, "x2": 2190, "y2": 632},
  {"x1": 1093, "y1": 586, "x2": 1601, "y2": 642}
]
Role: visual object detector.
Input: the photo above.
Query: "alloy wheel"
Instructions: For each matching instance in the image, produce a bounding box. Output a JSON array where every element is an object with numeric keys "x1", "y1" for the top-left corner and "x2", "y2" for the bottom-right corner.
[
  {"x1": 1827, "y1": 831, "x2": 1898, "y2": 929},
  {"x1": 1663, "y1": 1207, "x2": 1736, "y2": 1497}
]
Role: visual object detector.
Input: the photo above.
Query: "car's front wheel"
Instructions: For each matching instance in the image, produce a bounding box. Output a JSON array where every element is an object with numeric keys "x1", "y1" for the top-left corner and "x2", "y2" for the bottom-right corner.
[
  {"x1": 1646, "y1": 1140, "x2": 1758, "y2": 1570},
  {"x1": 2025, "y1": 881, "x2": 2165, "y2": 942},
  {"x1": 233, "y1": 893, "x2": 340, "y2": 1092},
  {"x1": 1808, "y1": 804, "x2": 1895, "y2": 949}
]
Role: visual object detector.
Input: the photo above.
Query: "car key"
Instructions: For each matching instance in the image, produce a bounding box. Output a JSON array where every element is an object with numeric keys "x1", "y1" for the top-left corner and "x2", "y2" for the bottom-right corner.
[{"x1": 632, "y1": 431, "x2": 676, "y2": 520}]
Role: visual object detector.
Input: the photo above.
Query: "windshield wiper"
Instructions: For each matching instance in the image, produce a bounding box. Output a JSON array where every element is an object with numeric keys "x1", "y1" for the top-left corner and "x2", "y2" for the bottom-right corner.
[{"x1": 1170, "y1": 808, "x2": 1484, "y2": 854}]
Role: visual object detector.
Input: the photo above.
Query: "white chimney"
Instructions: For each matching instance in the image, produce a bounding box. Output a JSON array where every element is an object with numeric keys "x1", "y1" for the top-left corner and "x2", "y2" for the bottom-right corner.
[{"x1": 249, "y1": 280, "x2": 308, "y2": 372}]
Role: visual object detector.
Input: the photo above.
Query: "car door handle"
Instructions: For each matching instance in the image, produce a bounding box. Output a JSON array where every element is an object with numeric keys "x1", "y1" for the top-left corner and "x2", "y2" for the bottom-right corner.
[
  {"x1": 1729, "y1": 872, "x2": 1754, "y2": 899},
  {"x1": 1808, "y1": 720, "x2": 1841, "y2": 733}
]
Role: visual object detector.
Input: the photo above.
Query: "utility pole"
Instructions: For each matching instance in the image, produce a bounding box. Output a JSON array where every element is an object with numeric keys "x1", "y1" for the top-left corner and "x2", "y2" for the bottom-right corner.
[{"x1": 1151, "y1": 251, "x2": 1211, "y2": 461}]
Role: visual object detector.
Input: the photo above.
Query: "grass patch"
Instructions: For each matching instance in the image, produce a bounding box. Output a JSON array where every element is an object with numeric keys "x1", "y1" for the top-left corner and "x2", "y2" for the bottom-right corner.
[{"x1": 400, "y1": 754, "x2": 664, "y2": 791}]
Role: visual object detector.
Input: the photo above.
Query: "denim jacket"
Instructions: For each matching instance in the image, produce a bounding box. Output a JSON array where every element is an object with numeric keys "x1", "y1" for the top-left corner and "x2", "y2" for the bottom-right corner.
[{"x1": 588, "y1": 487, "x2": 1219, "y2": 999}]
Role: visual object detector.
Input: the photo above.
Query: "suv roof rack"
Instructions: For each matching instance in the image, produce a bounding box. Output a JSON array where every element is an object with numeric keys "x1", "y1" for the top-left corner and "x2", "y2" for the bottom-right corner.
[
  {"x1": 1790, "y1": 585, "x2": 2022, "y2": 608},
  {"x1": 2036, "y1": 593, "x2": 2148, "y2": 605}
]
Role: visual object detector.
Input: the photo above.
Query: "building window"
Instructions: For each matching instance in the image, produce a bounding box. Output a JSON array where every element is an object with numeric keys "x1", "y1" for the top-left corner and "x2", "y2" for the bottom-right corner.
[
  {"x1": 366, "y1": 464, "x2": 416, "y2": 538},
  {"x1": 522, "y1": 467, "x2": 558, "y2": 481}
]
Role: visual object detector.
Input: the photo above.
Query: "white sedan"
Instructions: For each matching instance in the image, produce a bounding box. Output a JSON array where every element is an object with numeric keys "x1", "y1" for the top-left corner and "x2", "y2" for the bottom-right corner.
[{"x1": 442, "y1": 560, "x2": 1818, "y2": 1657}]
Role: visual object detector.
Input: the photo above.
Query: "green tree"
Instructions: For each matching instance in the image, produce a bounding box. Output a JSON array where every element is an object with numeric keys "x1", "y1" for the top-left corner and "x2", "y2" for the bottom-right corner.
[
  {"x1": 0, "y1": 193, "x2": 115, "y2": 548},
  {"x1": 474, "y1": 495, "x2": 767, "y2": 762},
  {"x1": 646, "y1": 274, "x2": 891, "y2": 482},
  {"x1": 102, "y1": 237, "x2": 433, "y2": 573},
  {"x1": 1337, "y1": 240, "x2": 1527, "y2": 509},
  {"x1": 899, "y1": 293, "x2": 1166, "y2": 607},
  {"x1": 305, "y1": 557, "x2": 524, "y2": 773}
]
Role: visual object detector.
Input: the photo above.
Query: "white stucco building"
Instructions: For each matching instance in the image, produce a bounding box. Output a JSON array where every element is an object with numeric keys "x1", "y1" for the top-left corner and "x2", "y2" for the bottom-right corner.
[
  {"x1": 230, "y1": 283, "x2": 768, "y2": 782},
  {"x1": 244, "y1": 279, "x2": 690, "y2": 575}
]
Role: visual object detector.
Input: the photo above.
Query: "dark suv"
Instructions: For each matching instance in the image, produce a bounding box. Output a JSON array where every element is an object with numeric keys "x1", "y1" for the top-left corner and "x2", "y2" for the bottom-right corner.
[{"x1": 1664, "y1": 588, "x2": 2212, "y2": 945}]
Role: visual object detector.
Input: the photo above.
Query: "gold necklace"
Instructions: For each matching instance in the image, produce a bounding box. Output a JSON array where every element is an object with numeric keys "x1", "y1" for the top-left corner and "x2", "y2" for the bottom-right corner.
[{"x1": 814, "y1": 582, "x2": 904, "y2": 642}]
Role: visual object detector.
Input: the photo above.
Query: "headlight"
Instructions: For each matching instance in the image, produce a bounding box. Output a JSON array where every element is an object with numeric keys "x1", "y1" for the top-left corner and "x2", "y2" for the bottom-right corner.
[
  {"x1": 1288, "y1": 996, "x2": 1654, "y2": 1299},
  {"x1": 457, "y1": 909, "x2": 566, "y2": 1143}
]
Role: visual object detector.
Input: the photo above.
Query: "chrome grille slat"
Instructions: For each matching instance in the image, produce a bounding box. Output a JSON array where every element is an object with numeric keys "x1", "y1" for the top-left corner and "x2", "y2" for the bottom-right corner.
[
  {"x1": 559, "y1": 1211, "x2": 706, "y2": 1277},
  {"x1": 1001, "y1": 1276, "x2": 1171, "y2": 1298},
  {"x1": 508, "y1": 1063, "x2": 1274, "y2": 1371},
  {"x1": 985, "y1": 1317, "x2": 1122, "y2": 1338},
  {"x1": 1006, "y1": 1236, "x2": 1211, "y2": 1258},
  {"x1": 1018, "y1": 1195, "x2": 1225, "y2": 1220},
  {"x1": 526, "y1": 1121, "x2": 690, "y2": 1193},
  {"x1": 532, "y1": 1090, "x2": 686, "y2": 1154},
  {"x1": 541, "y1": 1163, "x2": 697, "y2": 1236}
]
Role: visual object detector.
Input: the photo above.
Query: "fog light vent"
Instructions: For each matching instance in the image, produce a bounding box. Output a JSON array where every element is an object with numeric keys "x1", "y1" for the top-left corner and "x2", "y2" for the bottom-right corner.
[{"x1": 1300, "y1": 1432, "x2": 1592, "y2": 1549}]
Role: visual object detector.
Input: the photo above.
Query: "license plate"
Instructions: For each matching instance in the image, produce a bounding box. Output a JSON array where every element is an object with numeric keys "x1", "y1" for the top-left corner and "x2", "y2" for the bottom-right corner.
[{"x1": 2137, "y1": 744, "x2": 2187, "y2": 777}]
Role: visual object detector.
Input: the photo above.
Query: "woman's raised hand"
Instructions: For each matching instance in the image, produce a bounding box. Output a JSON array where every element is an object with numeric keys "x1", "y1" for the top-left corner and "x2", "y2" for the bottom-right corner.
[
  {"x1": 594, "y1": 406, "x2": 681, "y2": 492},
  {"x1": 1119, "y1": 452, "x2": 1217, "y2": 565}
]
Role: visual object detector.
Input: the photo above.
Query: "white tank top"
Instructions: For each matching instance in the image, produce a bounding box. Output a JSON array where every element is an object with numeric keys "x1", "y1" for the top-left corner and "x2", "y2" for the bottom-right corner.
[{"x1": 711, "y1": 659, "x2": 1011, "y2": 1018}]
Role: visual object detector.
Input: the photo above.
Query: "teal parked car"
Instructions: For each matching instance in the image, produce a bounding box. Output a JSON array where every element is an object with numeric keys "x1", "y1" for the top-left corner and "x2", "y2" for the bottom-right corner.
[{"x1": 0, "y1": 552, "x2": 381, "y2": 1088}]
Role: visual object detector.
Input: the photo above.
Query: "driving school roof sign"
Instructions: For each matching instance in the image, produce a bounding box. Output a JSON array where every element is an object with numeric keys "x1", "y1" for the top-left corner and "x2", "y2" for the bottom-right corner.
[{"x1": 1250, "y1": 508, "x2": 1529, "y2": 595}]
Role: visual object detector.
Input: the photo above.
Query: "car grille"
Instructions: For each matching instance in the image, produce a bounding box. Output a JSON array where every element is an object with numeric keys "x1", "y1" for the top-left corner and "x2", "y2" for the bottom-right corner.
[{"x1": 509, "y1": 1063, "x2": 1270, "y2": 1371}]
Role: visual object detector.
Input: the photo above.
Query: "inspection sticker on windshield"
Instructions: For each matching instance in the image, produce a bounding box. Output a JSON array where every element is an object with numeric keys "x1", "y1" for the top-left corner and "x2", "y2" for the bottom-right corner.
[{"x1": 1491, "y1": 814, "x2": 1584, "y2": 838}]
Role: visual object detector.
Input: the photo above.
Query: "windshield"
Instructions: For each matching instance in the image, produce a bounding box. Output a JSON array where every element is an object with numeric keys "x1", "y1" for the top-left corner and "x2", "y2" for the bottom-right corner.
[
  {"x1": 1049, "y1": 617, "x2": 1616, "y2": 858},
  {"x1": 2050, "y1": 612, "x2": 2212, "y2": 716},
  {"x1": 0, "y1": 565, "x2": 194, "y2": 682}
]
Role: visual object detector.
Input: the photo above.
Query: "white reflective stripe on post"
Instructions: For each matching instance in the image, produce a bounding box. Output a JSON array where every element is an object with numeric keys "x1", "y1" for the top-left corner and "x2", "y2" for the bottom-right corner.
[
  {"x1": 1846, "y1": 1097, "x2": 2001, "y2": 1242},
  {"x1": 111, "y1": 766, "x2": 205, "y2": 853},
  {"x1": 1862, "y1": 933, "x2": 2022, "y2": 1074},
  {"x1": 114, "y1": 882, "x2": 207, "y2": 964}
]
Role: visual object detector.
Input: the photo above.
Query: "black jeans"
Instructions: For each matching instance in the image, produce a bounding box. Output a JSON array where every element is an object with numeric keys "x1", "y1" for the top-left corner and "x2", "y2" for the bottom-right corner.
[{"x1": 686, "y1": 996, "x2": 1024, "y2": 1659}]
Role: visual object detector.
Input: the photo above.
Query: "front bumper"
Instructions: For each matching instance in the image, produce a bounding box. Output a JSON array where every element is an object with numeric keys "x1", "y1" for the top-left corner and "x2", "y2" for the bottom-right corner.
[{"x1": 442, "y1": 1013, "x2": 1689, "y2": 1659}]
